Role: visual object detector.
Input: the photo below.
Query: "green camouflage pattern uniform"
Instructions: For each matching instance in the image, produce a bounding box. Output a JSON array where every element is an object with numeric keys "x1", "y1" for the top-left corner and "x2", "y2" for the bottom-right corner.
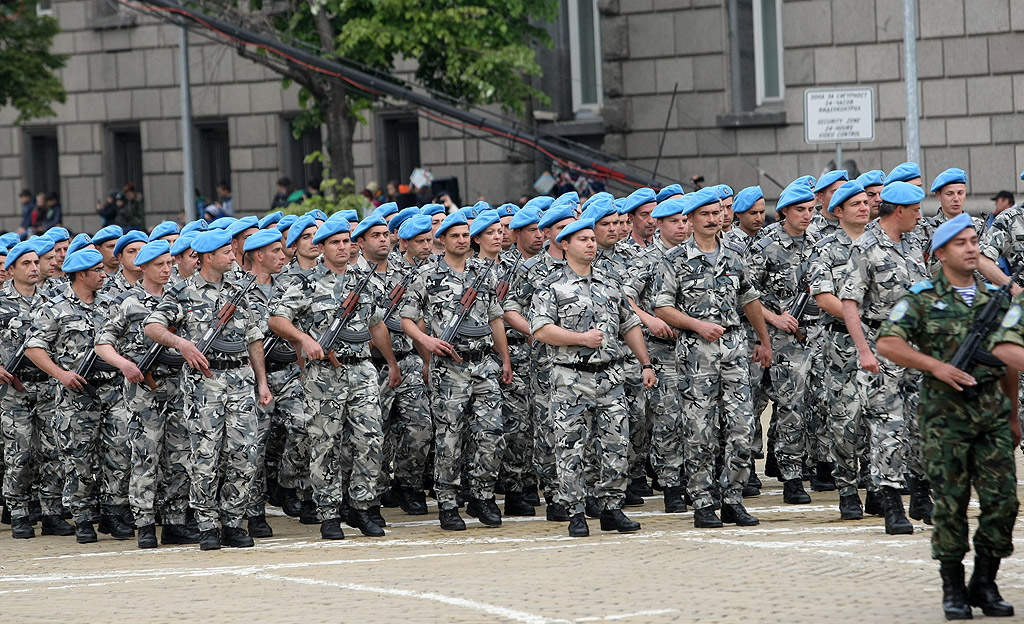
[
  {"x1": 146, "y1": 273, "x2": 263, "y2": 531},
  {"x1": 27, "y1": 285, "x2": 129, "y2": 525},
  {"x1": 273, "y1": 263, "x2": 385, "y2": 519},
  {"x1": 881, "y1": 272, "x2": 1017, "y2": 562},
  {"x1": 0, "y1": 281, "x2": 63, "y2": 520},
  {"x1": 626, "y1": 236, "x2": 684, "y2": 488},
  {"x1": 96, "y1": 284, "x2": 190, "y2": 527},
  {"x1": 747, "y1": 226, "x2": 823, "y2": 481},
  {"x1": 496, "y1": 247, "x2": 533, "y2": 494},
  {"x1": 400, "y1": 256, "x2": 505, "y2": 511},
  {"x1": 532, "y1": 263, "x2": 640, "y2": 514},
  {"x1": 838, "y1": 227, "x2": 929, "y2": 489},
  {"x1": 655, "y1": 238, "x2": 760, "y2": 508}
]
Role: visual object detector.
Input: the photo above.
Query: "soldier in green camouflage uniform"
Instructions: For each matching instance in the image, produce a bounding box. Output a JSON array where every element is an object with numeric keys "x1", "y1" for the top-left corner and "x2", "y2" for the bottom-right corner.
[{"x1": 880, "y1": 214, "x2": 1018, "y2": 619}]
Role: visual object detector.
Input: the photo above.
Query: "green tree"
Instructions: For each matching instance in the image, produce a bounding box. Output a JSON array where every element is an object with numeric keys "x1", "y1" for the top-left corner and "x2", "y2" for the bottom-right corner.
[
  {"x1": 230, "y1": 0, "x2": 556, "y2": 183},
  {"x1": 0, "y1": 0, "x2": 67, "y2": 122}
]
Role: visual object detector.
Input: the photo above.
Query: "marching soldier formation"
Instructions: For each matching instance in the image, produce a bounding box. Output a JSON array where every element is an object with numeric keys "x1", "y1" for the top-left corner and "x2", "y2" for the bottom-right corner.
[{"x1": 1, "y1": 163, "x2": 1023, "y2": 620}]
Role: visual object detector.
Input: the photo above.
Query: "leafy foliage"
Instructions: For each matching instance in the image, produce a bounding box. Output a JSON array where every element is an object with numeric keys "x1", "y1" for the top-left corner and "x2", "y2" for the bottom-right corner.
[{"x1": 0, "y1": 0, "x2": 67, "y2": 123}]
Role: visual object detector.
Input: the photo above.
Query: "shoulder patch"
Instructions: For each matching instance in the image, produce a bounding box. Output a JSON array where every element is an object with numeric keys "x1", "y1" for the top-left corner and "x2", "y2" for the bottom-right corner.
[
  {"x1": 888, "y1": 299, "x2": 910, "y2": 322},
  {"x1": 985, "y1": 282, "x2": 1000, "y2": 292},
  {"x1": 909, "y1": 280, "x2": 934, "y2": 294},
  {"x1": 1001, "y1": 304, "x2": 1022, "y2": 329}
]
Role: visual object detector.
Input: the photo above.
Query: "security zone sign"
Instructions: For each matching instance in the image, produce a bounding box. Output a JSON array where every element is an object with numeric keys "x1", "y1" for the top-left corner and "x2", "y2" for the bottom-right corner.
[{"x1": 803, "y1": 88, "x2": 875, "y2": 144}]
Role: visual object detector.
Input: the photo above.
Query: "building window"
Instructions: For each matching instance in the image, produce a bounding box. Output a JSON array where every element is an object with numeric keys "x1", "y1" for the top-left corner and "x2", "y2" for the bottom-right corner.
[
  {"x1": 568, "y1": 0, "x2": 602, "y2": 115},
  {"x1": 109, "y1": 126, "x2": 143, "y2": 194},
  {"x1": 194, "y1": 121, "x2": 230, "y2": 204},
  {"x1": 282, "y1": 118, "x2": 323, "y2": 193},
  {"x1": 25, "y1": 129, "x2": 60, "y2": 198},
  {"x1": 752, "y1": 0, "x2": 783, "y2": 105},
  {"x1": 379, "y1": 114, "x2": 420, "y2": 192},
  {"x1": 37, "y1": 0, "x2": 54, "y2": 17}
]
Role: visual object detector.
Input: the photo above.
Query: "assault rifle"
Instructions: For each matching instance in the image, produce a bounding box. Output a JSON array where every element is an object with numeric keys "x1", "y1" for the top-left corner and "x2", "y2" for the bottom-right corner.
[
  {"x1": 788, "y1": 283, "x2": 811, "y2": 342},
  {"x1": 438, "y1": 260, "x2": 494, "y2": 361},
  {"x1": 74, "y1": 348, "x2": 118, "y2": 400},
  {"x1": 495, "y1": 254, "x2": 521, "y2": 302},
  {"x1": 0, "y1": 343, "x2": 26, "y2": 399},
  {"x1": 319, "y1": 263, "x2": 379, "y2": 368},
  {"x1": 950, "y1": 268, "x2": 1023, "y2": 376},
  {"x1": 194, "y1": 274, "x2": 258, "y2": 377},
  {"x1": 383, "y1": 259, "x2": 421, "y2": 333}
]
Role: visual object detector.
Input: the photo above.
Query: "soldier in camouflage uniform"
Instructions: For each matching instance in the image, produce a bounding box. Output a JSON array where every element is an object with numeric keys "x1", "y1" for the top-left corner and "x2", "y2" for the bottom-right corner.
[
  {"x1": 271, "y1": 218, "x2": 401, "y2": 540},
  {"x1": 145, "y1": 229, "x2": 272, "y2": 550},
  {"x1": 25, "y1": 248, "x2": 134, "y2": 544},
  {"x1": 915, "y1": 168, "x2": 985, "y2": 274},
  {"x1": 532, "y1": 217, "x2": 656, "y2": 538},
  {"x1": 100, "y1": 231, "x2": 148, "y2": 302},
  {"x1": 169, "y1": 232, "x2": 200, "y2": 287},
  {"x1": 806, "y1": 170, "x2": 848, "y2": 240},
  {"x1": 654, "y1": 190, "x2": 772, "y2": 528},
  {"x1": 880, "y1": 214, "x2": 1018, "y2": 619},
  {"x1": 401, "y1": 211, "x2": 512, "y2": 531},
  {"x1": 0, "y1": 244, "x2": 74, "y2": 539},
  {"x1": 93, "y1": 225, "x2": 123, "y2": 278},
  {"x1": 95, "y1": 240, "x2": 198, "y2": 548},
  {"x1": 839, "y1": 181, "x2": 931, "y2": 535}
]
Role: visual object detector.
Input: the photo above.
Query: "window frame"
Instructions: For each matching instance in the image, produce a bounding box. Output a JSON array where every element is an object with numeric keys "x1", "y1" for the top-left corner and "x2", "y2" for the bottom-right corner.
[
  {"x1": 567, "y1": 0, "x2": 603, "y2": 115},
  {"x1": 752, "y1": 0, "x2": 784, "y2": 107}
]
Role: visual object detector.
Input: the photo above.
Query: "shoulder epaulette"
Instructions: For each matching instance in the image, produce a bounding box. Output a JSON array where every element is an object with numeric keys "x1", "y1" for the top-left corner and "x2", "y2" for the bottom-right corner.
[{"x1": 909, "y1": 279, "x2": 934, "y2": 294}]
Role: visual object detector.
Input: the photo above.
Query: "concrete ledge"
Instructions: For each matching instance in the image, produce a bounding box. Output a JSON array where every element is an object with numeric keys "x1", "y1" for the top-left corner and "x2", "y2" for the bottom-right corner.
[{"x1": 716, "y1": 110, "x2": 787, "y2": 128}]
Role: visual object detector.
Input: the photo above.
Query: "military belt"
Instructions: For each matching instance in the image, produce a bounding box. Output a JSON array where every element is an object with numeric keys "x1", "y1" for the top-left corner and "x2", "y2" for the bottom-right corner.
[
  {"x1": 266, "y1": 359, "x2": 293, "y2": 373},
  {"x1": 332, "y1": 355, "x2": 367, "y2": 366},
  {"x1": 453, "y1": 350, "x2": 489, "y2": 363},
  {"x1": 207, "y1": 357, "x2": 249, "y2": 371},
  {"x1": 649, "y1": 335, "x2": 677, "y2": 346},
  {"x1": 18, "y1": 370, "x2": 49, "y2": 383},
  {"x1": 557, "y1": 360, "x2": 617, "y2": 374},
  {"x1": 507, "y1": 334, "x2": 528, "y2": 345},
  {"x1": 826, "y1": 321, "x2": 848, "y2": 334}
]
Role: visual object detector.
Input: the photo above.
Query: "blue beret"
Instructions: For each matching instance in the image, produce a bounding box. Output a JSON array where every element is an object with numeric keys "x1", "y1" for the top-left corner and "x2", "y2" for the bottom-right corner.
[
  {"x1": 352, "y1": 214, "x2": 388, "y2": 241},
  {"x1": 556, "y1": 191, "x2": 580, "y2": 206},
  {"x1": 375, "y1": 202, "x2": 399, "y2": 219},
  {"x1": 5, "y1": 241, "x2": 38, "y2": 270},
  {"x1": 259, "y1": 211, "x2": 284, "y2": 229},
  {"x1": 62, "y1": 249, "x2": 103, "y2": 274},
  {"x1": 1021, "y1": 170, "x2": 1024, "y2": 181},
  {"x1": 0, "y1": 246, "x2": 7, "y2": 256},
  {"x1": 469, "y1": 210, "x2": 501, "y2": 237},
  {"x1": 473, "y1": 200, "x2": 492, "y2": 213},
  {"x1": 509, "y1": 207, "x2": 542, "y2": 230},
  {"x1": 715, "y1": 184, "x2": 734, "y2": 200},
  {"x1": 497, "y1": 203, "x2": 518, "y2": 218},
  {"x1": 777, "y1": 182, "x2": 817, "y2": 211},
  {"x1": 580, "y1": 195, "x2": 617, "y2": 222},
  {"x1": 522, "y1": 196, "x2": 554, "y2": 212},
  {"x1": 133, "y1": 240, "x2": 172, "y2": 267},
  {"x1": 538, "y1": 203, "x2": 575, "y2": 230},
  {"x1": 930, "y1": 167, "x2": 968, "y2": 193},
  {"x1": 614, "y1": 198, "x2": 628, "y2": 214},
  {"x1": 555, "y1": 218, "x2": 596, "y2": 243},
  {"x1": 457, "y1": 206, "x2": 477, "y2": 220},
  {"x1": 243, "y1": 229, "x2": 283, "y2": 252},
  {"x1": 651, "y1": 196, "x2": 689, "y2": 219},
  {"x1": 312, "y1": 218, "x2": 351, "y2": 245},
  {"x1": 621, "y1": 188, "x2": 657, "y2": 214},
  {"x1": 813, "y1": 170, "x2": 849, "y2": 193},
  {"x1": 227, "y1": 215, "x2": 259, "y2": 238},
  {"x1": 43, "y1": 226, "x2": 70, "y2": 243},
  {"x1": 68, "y1": 233, "x2": 92, "y2": 255},
  {"x1": 340, "y1": 209, "x2": 360, "y2": 223},
  {"x1": 793, "y1": 174, "x2": 817, "y2": 189},
  {"x1": 931, "y1": 212, "x2": 974, "y2": 254},
  {"x1": 420, "y1": 203, "x2": 446, "y2": 217},
  {"x1": 0, "y1": 232, "x2": 21, "y2": 249},
  {"x1": 305, "y1": 209, "x2": 328, "y2": 222},
  {"x1": 388, "y1": 207, "x2": 420, "y2": 233},
  {"x1": 828, "y1": 181, "x2": 866, "y2": 213},
  {"x1": 398, "y1": 214, "x2": 433, "y2": 240},
  {"x1": 180, "y1": 219, "x2": 208, "y2": 236},
  {"x1": 549, "y1": 193, "x2": 580, "y2": 215},
  {"x1": 31, "y1": 237, "x2": 55, "y2": 257},
  {"x1": 690, "y1": 187, "x2": 722, "y2": 210},
  {"x1": 207, "y1": 216, "x2": 236, "y2": 231},
  {"x1": 732, "y1": 186, "x2": 764, "y2": 214},
  {"x1": 435, "y1": 211, "x2": 469, "y2": 238},
  {"x1": 170, "y1": 232, "x2": 197, "y2": 256},
  {"x1": 581, "y1": 192, "x2": 614, "y2": 214},
  {"x1": 856, "y1": 170, "x2": 886, "y2": 188},
  {"x1": 92, "y1": 225, "x2": 123, "y2": 245},
  {"x1": 880, "y1": 181, "x2": 926, "y2": 205},
  {"x1": 275, "y1": 214, "x2": 298, "y2": 233},
  {"x1": 886, "y1": 161, "x2": 922, "y2": 184},
  {"x1": 286, "y1": 216, "x2": 317, "y2": 248},
  {"x1": 150, "y1": 221, "x2": 180, "y2": 240},
  {"x1": 656, "y1": 184, "x2": 684, "y2": 203},
  {"x1": 191, "y1": 229, "x2": 233, "y2": 254},
  {"x1": 114, "y1": 231, "x2": 149, "y2": 257}
]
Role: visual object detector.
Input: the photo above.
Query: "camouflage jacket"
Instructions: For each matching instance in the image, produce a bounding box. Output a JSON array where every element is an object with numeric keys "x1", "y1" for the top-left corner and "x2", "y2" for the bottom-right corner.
[
  {"x1": 531, "y1": 263, "x2": 641, "y2": 365},
  {"x1": 96, "y1": 283, "x2": 179, "y2": 376},
  {"x1": 504, "y1": 251, "x2": 564, "y2": 319},
  {"x1": 26, "y1": 285, "x2": 116, "y2": 379},
  {"x1": 400, "y1": 255, "x2": 502, "y2": 353},
  {"x1": 980, "y1": 204, "x2": 1024, "y2": 270},
  {"x1": 0, "y1": 280, "x2": 46, "y2": 368},
  {"x1": 806, "y1": 211, "x2": 840, "y2": 239},
  {"x1": 616, "y1": 235, "x2": 648, "y2": 257},
  {"x1": 720, "y1": 228, "x2": 756, "y2": 256},
  {"x1": 369, "y1": 256, "x2": 418, "y2": 356},
  {"x1": 626, "y1": 235, "x2": 675, "y2": 319},
  {"x1": 595, "y1": 246, "x2": 637, "y2": 300},
  {"x1": 807, "y1": 228, "x2": 858, "y2": 323},
  {"x1": 654, "y1": 238, "x2": 760, "y2": 329},
  {"x1": 747, "y1": 225, "x2": 820, "y2": 318},
  {"x1": 838, "y1": 226, "x2": 928, "y2": 324}
]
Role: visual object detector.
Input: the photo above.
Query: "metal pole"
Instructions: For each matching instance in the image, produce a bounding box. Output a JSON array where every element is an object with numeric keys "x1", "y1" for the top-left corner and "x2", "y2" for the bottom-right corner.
[
  {"x1": 179, "y1": 26, "x2": 196, "y2": 222},
  {"x1": 903, "y1": 0, "x2": 920, "y2": 164},
  {"x1": 836, "y1": 142, "x2": 842, "y2": 170}
]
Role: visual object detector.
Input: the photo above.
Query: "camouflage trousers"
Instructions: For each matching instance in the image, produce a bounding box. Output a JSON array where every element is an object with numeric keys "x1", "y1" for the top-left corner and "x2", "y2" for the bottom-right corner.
[
  {"x1": 378, "y1": 353, "x2": 432, "y2": 491},
  {"x1": 304, "y1": 359, "x2": 382, "y2": 519},
  {"x1": 249, "y1": 364, "x2": 304, "y2": 518},
  {"x1": 124, "y1": 374, "x2": 190, "y2": 527},
  {"x1": 747, "y1": 326, "x2": 768, "y2": 460},
  {"x1": 767, "y1": 325, "x2": 821, "y2": 481},
  {"x1": 430, "y1": 354, "x2": 504, "y2": 510},
  {"x1": 919, "y1": 379, "x2": 1017, "y2": 563},
  {"x1": 53, "y1": 381, "x2": 129, "y2": 524},
  {"x1": 623, "y1": 357, "x2": 650, "y2": 481},
  {"x1": 822, "y1": 328, "x2": 868, "y2": 496},
  {"x1": 273, "y1": 365, "x2": 312, "y2": 502},
  {"x1": 678, "y1": 328, "x2": 754, "y2": 509},
  {"x1": 858, "y1": 344, "x2": 925, "y2": 489},
  {"x1": 550, "y1": 362, "x2": 629, "y2": 514},
  {"x1": 805, "y1": 325, "x2": 829, "y2": 463},
  {"x1": 501, "y1": 340, "x2": 533, "y2": 492},
  {"x1": 182, "y1": 366, "x2": 259, "y2": 531},
  {"x1": 647, "y1": 339, "x2": 684, "y2": 488},
  {"x1": 530, "y1": 347, "x2": 560, "y2": 501},
  {"x1": 1, "y1": 380, "x2": 63, "y2": 519}
]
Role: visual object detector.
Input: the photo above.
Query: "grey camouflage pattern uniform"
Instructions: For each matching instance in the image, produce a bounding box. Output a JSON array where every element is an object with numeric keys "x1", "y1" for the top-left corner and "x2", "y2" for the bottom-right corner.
[{"x1": 496, "y1": 248, "x2": 532, "y2": 493}]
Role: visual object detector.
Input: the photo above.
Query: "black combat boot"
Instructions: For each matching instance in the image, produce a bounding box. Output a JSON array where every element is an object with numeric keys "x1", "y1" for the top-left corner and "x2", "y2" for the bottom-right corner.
[
  {"x1": 782, "y1": 479, "x2": 811, "y2": 504},
  {"x1": 11, "y1": 516, "x2": 35, "y2": 539},
  {"x1": 967, "y1": 555, "x2": 1014, "y2": 617},
  {"x1": 748, "y1": 465, "x2": 762, "y2": 489},
  {"x1": 881, "y1": 486, "x2": 913, "y2": 535},
  {"x1": 908, "y1": 477, "x2": 934, "y2": 525},
  {"x1": 137, "y1": 524, "x2": 158, "y2": 549},
  {"x1": 599, "y1": 508, "x2": 640, "y2": 533},
  {"x1": 398, "y1": 486, "x2": 428, "y2": 516},
  {"x1": 839, "y1": 493, "x2": 863, "y2": 520},
  {"x1": 466, "y1": 497, "x2": 502, "y2": 527},
  {"x1": 584, "y1": 496, "x2": 602, "y2": 518},
  {"x1": 319, "y1": 518, "x2": 345, "y2": 540},
  {"x1": 721, "y1": 503, "x2": 759, "y2": 526},
  {"x1": 863, "y1": 489, "x2": 884, "y2": 516},
  {"x1": 629, "y1": 476, "x2": 653, "y2": 497},
  {"x1": 504, "y1": 491, "x2": 535, "y2": 517},
  {"x1": 939, "y1": 562, "x2": 973, "y2": 620},
  {"x1": 299, "y1": 499, "x2": 318, "y2": 525},
  {"x1": 367, "y1": 505, "x2": 387, "y2": 527},
  {"x1": 41, "y1": 515, "x2": 75, "y2": 536},
  {"x1": 1, "y1": 504, "x2": 10, "y2": 525},
  {"x1": 809, "y1": 461, "x2": 837, "y2": 492},
  {"x1": 247, "y1": 515, "x2": 273, "y2": 538},
  {"x1": 439, "y1": 507, "x2": 466, "y2": 531},
  {"x1": 347, "y1": 507, "x2": 386, "y2": 536},
  {"x1": 763, "y1": 445, "x2": 780, "y2": 479},
  {"x1": 162, "y1": 523, "x2": 201, "y2": 545},
  {"x1": 544, "y1": 496, "x2": 569, "y2": 522},
  {"x1": 280, "y1": 488, "x2": 302, "y2": 517},
  {"x1": 199, "y1": 529, "x2": 221, "y2": 551},
  {"x1": 663, "y1": 486, "x2": 686, "y2": 513},
  {"x1": 568, "y1": 513, "x2": 589, "y2": 537},
  {"x1": 623, "y1": 485, "x2": 644, "y2": 507},
  {"x1": 379, "y1": 487, "x2": 402, "y2": 508},
  {"x1": 522, "y1": 486, "x2": 541, "y2": 507},
  {"x1": 98, "y1": 512, "x2": 134, "y2": 540},
  {"x1": 221, "y1": 526, "x2": 255, "y2": 548},
  {"x1": 693, "y1": 507, "x2": 723, "y2": 528},
  {"x1": 76, "y1": 521, "x2": 98, "y2": 544}
]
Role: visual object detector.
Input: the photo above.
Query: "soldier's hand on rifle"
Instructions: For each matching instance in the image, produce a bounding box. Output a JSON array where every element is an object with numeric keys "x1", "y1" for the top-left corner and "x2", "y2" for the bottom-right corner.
[
  {"x1": 695, "y1": 321, "x2": 725, "y2": 343},
  {"x1": 646, "y1": 316, "x2": 676, "y2": 340},
  {"x1": 931, "y1": 362, "x2": 976, "y2": 392},
  {"x1": 858, "y1": 349, "x2": 880, "y2": 374},
  {"x1": 299, "y1": 335, "x2": 324, "y2": 361},
  {"x1": 120, "y1": 361, "x2": 145, "y2": 384},
  {"x1": 769, "y1": 312, "x2": 799, "y2": 334},
  {"x1": 0, "y1": 365, "x2": 14, "y2": 386},
  {"x1": 388, "y1": 364, "x2": 402, "y2": 388},
  {"x1": 58, "y1": 370, "x2": 87, "y2": 391},
  {"x1": 421, "y1": 335, "x2": 460, "y2": 360},
  {"x1": 180, "y1": 341, "x2": 210, "y2": 373},
  {"x1": 579, "y1": 329, "x2": 604, "y2": 349}
]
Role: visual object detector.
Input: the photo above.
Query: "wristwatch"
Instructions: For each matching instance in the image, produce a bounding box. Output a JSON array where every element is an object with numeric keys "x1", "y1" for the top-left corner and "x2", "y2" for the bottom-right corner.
[{"x1": 641, "y1": 364, "x2": 654, "y2": 371}]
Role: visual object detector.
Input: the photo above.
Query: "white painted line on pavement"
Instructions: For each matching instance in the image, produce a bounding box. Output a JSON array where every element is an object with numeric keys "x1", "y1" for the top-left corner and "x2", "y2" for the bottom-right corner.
[{"x1": 575, "y1": 609, "x2": 679, "y2": 621}]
